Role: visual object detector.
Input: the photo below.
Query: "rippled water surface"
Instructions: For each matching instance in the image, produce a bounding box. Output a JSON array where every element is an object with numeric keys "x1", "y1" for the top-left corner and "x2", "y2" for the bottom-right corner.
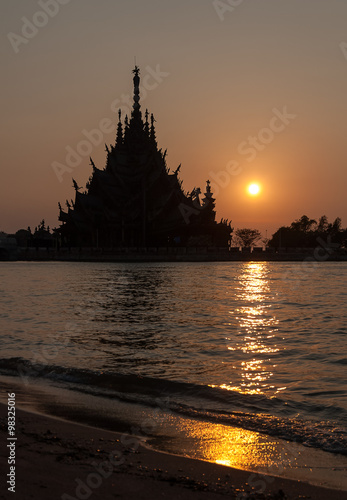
[{"x1": 1, "y1": 261, "x2": 346, "y2": 454}]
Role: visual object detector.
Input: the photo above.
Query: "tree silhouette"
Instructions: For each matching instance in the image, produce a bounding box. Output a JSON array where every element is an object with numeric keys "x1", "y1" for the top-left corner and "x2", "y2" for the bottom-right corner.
[
  {"x1": 269, "y1": 215, "x2": 346, "y2": 248},
  {"x1": 330, "y1": 217, "x2": 342, "y2": 234},
  {"x1": 317, "y1": 215, "x2": 329, "y2": 233},
  {"x1": 234, "y1": 228, "x2": 261, "y2": 247},
  {"x1": 290, "y1": 215, "x2": 317, "y2": 232}
]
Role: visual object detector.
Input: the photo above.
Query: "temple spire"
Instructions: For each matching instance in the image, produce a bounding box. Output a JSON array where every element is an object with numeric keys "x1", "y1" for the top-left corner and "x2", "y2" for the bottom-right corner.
[
  {"x1": 202, "y1": 180, "x2": 216, "y2": 222},
  {"x1": 132, "y1": 65, "x2": 141, "y2": 118},
  {"x1": 116, "y1": 109, "x2": 123, "y2": 148},
  {"x1": 150, "y1": 113, "x2": 157, "y2": 146},
  {"x1": 144, "y1": 109, "x2": 150, "y2": 137},
  {"x1": 123, "y1": 114, "x2": 130, "y2": 144}
]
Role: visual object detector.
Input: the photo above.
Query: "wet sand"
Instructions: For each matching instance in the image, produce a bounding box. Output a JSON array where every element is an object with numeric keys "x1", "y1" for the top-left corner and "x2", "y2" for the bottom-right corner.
[{"x1": 1, "y1": 403, "x2": 346, "y2": 500}]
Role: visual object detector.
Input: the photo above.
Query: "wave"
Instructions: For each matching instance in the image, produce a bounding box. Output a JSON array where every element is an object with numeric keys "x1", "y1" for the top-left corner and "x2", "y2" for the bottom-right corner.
[{"x1": 0, "y1": 356, "x2": 346, "y2": 456}]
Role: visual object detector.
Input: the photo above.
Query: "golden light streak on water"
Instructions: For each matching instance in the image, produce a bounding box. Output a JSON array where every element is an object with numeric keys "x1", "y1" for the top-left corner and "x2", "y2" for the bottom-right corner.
[
  {"x1": 225, "y1": 262, "x2": 283, "y2": 396},
  {"x1": 150, "y1": 414, "x2": 347, "y2": 491},
  {"x1": 156, "y1": 415, "x2": 281, "y2": 470}
]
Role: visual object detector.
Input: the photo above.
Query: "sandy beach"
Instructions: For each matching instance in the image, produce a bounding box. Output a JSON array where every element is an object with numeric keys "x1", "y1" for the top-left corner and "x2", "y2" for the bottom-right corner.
[{"x1": 1, "y1": 403, "x2": 346, "y2": 500}]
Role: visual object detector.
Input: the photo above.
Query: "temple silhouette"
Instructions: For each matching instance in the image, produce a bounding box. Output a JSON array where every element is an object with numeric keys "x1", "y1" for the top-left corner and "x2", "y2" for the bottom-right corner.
[{"x1": 58, "y1": 67, "x2": 232, "y2": 248}]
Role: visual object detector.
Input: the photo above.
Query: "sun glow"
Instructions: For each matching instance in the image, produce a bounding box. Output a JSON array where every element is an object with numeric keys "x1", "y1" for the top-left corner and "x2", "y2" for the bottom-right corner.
[{"x1": 247, "y1": 183, "x2": 261, "y2": 196}]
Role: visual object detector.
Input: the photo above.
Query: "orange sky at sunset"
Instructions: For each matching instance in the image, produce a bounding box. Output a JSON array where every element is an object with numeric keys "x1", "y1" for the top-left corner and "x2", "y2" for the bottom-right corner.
[{"x1": 1, "y1": 0, "x2": 347, "y2": 238}]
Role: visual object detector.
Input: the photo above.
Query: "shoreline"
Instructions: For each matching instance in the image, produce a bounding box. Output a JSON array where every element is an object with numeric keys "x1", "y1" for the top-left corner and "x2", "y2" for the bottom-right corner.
[
  {"x1": 0, "y1": 373, "x2": 347, "y2": 499},
  {"x1": 4, "y1": 254, "x2": 347, "y2": 263},
  {"x1": 1, "y1": 403, "x2": 347, "y2": 500},
  {"x1": 3, "y1": 245, "x2": 347, "y2": 262}
]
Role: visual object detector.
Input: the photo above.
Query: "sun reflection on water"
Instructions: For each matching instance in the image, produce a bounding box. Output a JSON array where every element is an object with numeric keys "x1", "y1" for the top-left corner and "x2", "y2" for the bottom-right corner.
[
  {"x1": 155, "y1": 414, "x2": 287, "y2": 472},
  {"x1": 223, "y1": 262, "x2": 284, "y2": 396},
  {"x1": 149, "y1": 412, "x2": 347, "y2": 490}
]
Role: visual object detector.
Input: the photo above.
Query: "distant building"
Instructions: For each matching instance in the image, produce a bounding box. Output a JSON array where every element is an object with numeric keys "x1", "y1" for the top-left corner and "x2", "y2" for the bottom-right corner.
[
  {"x1": 58, "y1": 67, "x2": 232, "y2": 248},
  {"x1": 0, "y1": 236, "x2": 17, "y2": 260}
]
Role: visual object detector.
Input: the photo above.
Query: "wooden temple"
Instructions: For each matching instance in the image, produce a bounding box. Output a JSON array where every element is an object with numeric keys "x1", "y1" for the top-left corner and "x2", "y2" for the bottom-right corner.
[{"x1": 58, "y1": 67, "x2": 232, "y2": 248}]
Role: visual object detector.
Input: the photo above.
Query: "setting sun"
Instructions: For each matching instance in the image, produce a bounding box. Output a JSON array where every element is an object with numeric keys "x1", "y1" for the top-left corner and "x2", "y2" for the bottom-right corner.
[{"x1": 248, "y1": 183, "x2": 261, "y2": 196}]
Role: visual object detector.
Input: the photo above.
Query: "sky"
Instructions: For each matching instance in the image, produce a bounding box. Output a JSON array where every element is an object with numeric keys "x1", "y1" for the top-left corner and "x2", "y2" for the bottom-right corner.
[{"x1": 1, "y1": 0, "x2": 347, "y2": 238}]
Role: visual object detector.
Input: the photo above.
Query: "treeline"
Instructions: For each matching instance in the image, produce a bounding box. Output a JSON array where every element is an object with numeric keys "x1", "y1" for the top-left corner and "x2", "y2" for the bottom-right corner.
[
  {"x1": 3, "y1": 215, "x2": 346, "y2": 250},
  {"x1": 2, "y1": 220, "x2": 55, "y2": 248},
  {"x1": 268, "y1": 215, "x2": 347, "y2": 248}
]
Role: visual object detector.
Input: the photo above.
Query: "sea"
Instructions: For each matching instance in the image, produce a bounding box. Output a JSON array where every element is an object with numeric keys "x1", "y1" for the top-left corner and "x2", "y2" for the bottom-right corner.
[{"x1": 1, "y1": 261, "x2": 346, "y2": 482}]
